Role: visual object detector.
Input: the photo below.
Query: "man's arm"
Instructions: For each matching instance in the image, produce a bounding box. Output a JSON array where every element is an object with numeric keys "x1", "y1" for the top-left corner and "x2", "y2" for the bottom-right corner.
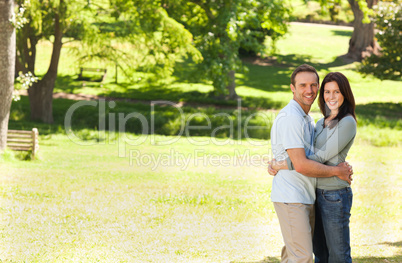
[{"x1": 287, "y1": 148, "x2": 352, "y2": 184}]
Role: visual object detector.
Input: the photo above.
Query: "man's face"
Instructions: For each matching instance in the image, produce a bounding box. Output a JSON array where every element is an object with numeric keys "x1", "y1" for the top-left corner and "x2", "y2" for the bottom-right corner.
[{"x1": 290, "y1": 71, "x2": 319, "y2": 113}]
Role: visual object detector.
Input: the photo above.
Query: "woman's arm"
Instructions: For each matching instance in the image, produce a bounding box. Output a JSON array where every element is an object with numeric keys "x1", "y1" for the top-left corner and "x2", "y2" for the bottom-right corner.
[
  {"x1": 267, "y1": 151, "x2": 352, "y2": 184},
  {"x1": 267, "y1": 159, "x2": 289, "y2": 176}
]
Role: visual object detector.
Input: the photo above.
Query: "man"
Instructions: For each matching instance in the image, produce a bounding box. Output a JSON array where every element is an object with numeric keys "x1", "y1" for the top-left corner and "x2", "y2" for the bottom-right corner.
[{"x1": 270, "y1": 64, "x2": 352, "y2": 262}]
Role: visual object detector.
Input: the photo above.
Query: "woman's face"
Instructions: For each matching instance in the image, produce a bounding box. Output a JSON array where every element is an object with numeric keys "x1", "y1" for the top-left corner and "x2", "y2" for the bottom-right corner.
[{"x1": 323, "y1": 81, "x2": 344, "y2": 114}]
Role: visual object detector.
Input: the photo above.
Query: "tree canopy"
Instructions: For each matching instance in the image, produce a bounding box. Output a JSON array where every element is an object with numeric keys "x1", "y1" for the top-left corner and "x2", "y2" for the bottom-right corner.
[
  {"x1": 78, "y1": 0, "x2": 202, "y2": 79},
  {"x1": 14, "y1": 0, "x2": 291, "y2": 123},
  {"x1": 16, "y1": 0, "x2": 395, "y2": 125},
  {"x1": 163, "y1": 0, "x2": 290, "y2": 98},
  {"x1": 16, "y1": 0, "x2": 202, "y2": 123}
]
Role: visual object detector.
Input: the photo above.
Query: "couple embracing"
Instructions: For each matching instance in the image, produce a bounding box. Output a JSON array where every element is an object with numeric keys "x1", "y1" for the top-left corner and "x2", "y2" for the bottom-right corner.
[{"x1": 269, "y1": 64, "x2": 357, "y2": 263}]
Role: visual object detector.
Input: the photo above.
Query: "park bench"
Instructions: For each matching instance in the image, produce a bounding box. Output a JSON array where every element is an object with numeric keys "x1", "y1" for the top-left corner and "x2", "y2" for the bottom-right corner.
[
  {"x1": 78, "y1": 67, "x2": 107, "y2": 82},
  {"x1": 7, "y1": 128, "x2": 39, "y2": 159}
]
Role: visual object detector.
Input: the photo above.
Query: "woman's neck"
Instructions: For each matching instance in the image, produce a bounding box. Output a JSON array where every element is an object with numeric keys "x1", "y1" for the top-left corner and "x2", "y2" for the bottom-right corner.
[
  {"x1": 325, "y1": 111, "x2": 338, "y2": 126},
  {"x1": 328, "y1": 110, "x2": 339, "y2": 119}
]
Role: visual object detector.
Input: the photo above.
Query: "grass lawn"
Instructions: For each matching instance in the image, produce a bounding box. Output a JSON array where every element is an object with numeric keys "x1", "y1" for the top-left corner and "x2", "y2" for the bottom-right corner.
[
  {"x1": 288, "y1": 0, "x2": 354, "y2": 24},
  {"x1": 2, "y1": 21, "x2": 402, "y2": 262},
  {"x1": 1, "y1": 134, "x2": 401, "y2": 262}
]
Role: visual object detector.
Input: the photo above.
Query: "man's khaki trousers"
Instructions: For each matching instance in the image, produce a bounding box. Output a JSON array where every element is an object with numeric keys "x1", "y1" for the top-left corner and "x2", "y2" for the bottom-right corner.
[{"x1": 274, "y1": 202, "x2": 315, "y2": 263}]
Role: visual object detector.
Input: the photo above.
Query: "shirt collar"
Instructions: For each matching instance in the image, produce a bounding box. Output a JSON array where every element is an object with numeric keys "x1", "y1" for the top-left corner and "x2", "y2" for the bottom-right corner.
[{"x1": 289, "y1": 99, "x2": 308, "y2": 117}]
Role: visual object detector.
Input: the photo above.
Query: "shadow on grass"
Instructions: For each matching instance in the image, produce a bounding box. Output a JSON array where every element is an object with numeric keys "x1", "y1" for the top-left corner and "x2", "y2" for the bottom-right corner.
[
  {"x1": 232, "y1": 256, "x2": 280, "y2": 263},
  {"x1": 53, "y1": 53, "x2": 354, "y2": 111},
  {"x1": 8, "y1": 95, "x2": 275, "y2": 141},
  {"x1": 101, "y1": 84, "x2": 201, "y2": 102},
  {"x1": 351, "y1": 255, "x2": 402, "y2": 262},
  {"x1": 238, "y1": 240, "x2": 402, "y2": 263},
  {"x1": 356, "y1": 102, "x2": 402, "y2": 119},
  {"x1": 240, "y1": 53, "x2": 355, "y2": 94},
  {"x1": 235, "y1": 241, "x2": 402, "y2": 263},
  {"x1": 55, "y1": 74, "x2": 85, "y2": 94},
  {"x1": 234, "y1": 254, "x2": 402, "y2": 263},
  {"x1": 97, "y1": 83, "x2": 283, "y2": 110},
  {"x1": 51, "y1": 59, "x2": 284, "y2": 110},
  {"x1": 55, "y1": 74, "x2": 115, "y2": 94},
  {"x1": 380, "y1": 241, "x2": 402, "y2": 247},
  {"x1": 9, "y1": 95, "x2": 399, "y2": 141},
  {"x1": 356, "y1": 102, "x2": 402, "y2": 129},
  {"x1": 315, "y1": 54, "x2": 356, "y2": 70},
  {"x1": 330, "y1": 29, "x2": 353, "y2": 37},
  {"x1": 238, "y1": 54, "x2": 313, "y2": 93},
  {"x1": 237, "y1": 62, "x2": 292, "y2": 92}
]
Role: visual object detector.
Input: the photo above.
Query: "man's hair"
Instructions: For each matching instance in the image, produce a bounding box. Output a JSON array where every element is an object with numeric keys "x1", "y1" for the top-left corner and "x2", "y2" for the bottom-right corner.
[{"x1": 291, "y1": 64, "x2": 319, "y2": 86}]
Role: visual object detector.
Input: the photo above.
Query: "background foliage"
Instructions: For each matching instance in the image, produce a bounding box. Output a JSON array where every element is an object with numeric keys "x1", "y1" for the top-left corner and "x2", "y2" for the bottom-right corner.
[{"x1": 360, "y1": 0, "x2": 402, "y2": 80}]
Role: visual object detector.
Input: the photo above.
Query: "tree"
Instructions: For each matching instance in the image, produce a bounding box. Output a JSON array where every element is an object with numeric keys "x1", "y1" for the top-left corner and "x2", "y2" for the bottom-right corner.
[
  {"x1": 347, "y1": 0, "x2": 380, "y2": 60},
  {"x1": 105, "y1": 0, "x2": 201, "y2": 80},
  {"x1": 15, "y1": 0, "x2": 99, "y2": 123},
  {"x1": 360, "y1": 0, "x2": 402, "y2": 79},
  {"x1": 16, "y1": 0, "x2": 84, "y2": 123},
  {"x1": 162, "y1": 0, "x2": 290, "y2": 99},
  {"x1": 318, "y1": 0, "x2": 380, "y2": 61},
  {"x1": 0, "y1": 0, "x2": 16, "y2": 152},
  {"x1": 17, "y1": 0, "x2": 201, "y2": 123}
]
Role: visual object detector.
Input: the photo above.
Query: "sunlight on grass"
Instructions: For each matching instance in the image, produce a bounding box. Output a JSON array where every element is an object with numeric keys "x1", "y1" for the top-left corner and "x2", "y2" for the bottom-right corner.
[
  {"x1": 1, "y1": 135, "x2": 283, "y2": 262},
  {"x1": 1, "y1": 134, "x2": 401, "y2": 262},
  {"x1": 275, "y1": 23, "x2": 353, "y2": 64}
]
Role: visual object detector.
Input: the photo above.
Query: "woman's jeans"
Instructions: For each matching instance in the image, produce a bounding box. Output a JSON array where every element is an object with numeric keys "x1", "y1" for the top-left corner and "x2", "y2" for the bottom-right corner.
[{"x1": 313, "y1": 187, "x2": 353, "y2": 263}]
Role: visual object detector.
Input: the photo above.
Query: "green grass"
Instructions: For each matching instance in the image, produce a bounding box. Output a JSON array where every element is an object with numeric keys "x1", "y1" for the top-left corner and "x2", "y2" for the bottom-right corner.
[
  {"x1": 288, "y1": 0, "x2": 354, "y2": 24},
  {"x1": 3, "y1": 21, "x2": 402, "y2": 262},
  {"x1": 1, "y1": 134, "x2": 401, "y2": 262}
]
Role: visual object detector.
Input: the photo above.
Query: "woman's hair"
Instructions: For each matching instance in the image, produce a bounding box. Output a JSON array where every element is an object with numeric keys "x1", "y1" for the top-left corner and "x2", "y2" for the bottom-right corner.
[{"x1": 318, "y1": 72, "x2": 356, "y2": 128}]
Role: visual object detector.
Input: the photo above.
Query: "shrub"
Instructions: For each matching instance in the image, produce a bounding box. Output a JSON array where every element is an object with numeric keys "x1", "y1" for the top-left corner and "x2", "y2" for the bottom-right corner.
[{"x1": 360, "y1": 1, "x2": 402, "y2": 80}]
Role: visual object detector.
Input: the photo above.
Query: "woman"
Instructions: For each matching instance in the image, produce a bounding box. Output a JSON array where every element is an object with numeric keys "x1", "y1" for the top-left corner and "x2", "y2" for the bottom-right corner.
[{"x1": 269, "y1": 72, "x2": 357, "y2": 263}]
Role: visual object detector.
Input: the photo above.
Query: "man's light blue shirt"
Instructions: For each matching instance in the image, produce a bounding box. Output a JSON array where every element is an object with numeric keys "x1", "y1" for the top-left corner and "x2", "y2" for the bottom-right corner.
[{"x1": 270, "y1": 99, "x2": 316, "y2": 204}]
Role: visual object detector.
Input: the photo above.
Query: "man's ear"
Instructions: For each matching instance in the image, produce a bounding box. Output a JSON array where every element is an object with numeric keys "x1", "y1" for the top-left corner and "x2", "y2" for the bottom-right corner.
[{"x1": 290, "y1": 84, "x2": 295, "y2": 93}]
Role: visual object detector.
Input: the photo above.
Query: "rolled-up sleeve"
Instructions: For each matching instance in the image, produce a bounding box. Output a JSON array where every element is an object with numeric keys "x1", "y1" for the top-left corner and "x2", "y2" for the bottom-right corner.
[{"x1": 281, "y1": 115, "x2": 307, "y2": 150}]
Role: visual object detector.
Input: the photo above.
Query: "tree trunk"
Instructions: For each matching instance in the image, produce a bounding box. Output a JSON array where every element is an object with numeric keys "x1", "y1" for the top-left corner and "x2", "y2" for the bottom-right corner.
[
  {"x1": 28, "y1": 12, "x2": 63, "y2": 123},
  {"x1": 347, "y1": 0, "x2": 380, "y2": 61},
  {"x1": 0, "y1": 0, "x2": 16, "y2": 152},
  {"x1": 15, "y1": 23, "x2": 37, "y2": 75},
  {"x1": 226, "y1": 70, "x2": 239, "y2": 100},
  {"x1": 26, "y1": 26, "x2": 37, "y2": 73},
  {"x1": 15, "y1": 52, "x2": 26, "y2": 77},
  {"x1": 28, "y1": 75, "x2": 56, "y2": 123}
]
